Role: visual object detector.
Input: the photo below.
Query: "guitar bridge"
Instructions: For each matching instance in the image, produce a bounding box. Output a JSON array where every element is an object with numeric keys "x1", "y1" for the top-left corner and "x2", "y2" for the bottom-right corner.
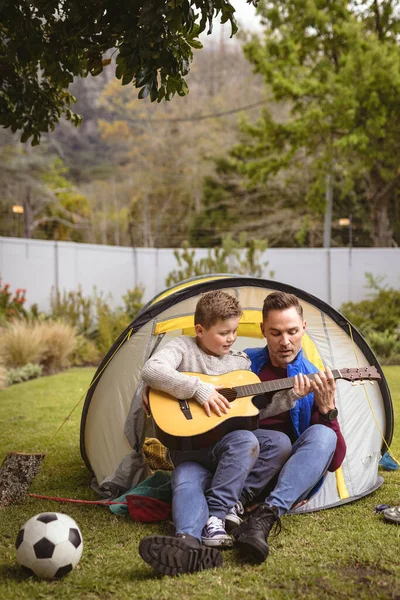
[{"x1": 179, "y1": 399, "x2": 193, "y2": 420}]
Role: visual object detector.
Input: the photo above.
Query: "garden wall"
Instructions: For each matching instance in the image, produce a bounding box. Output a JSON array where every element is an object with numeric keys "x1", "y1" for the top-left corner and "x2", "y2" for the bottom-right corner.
[{"x1": 2, "y1": 236, "x2": 400, "y2": 311}]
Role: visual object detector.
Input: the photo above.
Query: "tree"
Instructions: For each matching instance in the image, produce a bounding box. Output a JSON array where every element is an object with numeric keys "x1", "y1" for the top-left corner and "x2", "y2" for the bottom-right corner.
[
  {"x1": 89, "y1": 41, "x2": 264, "y2": 248},
  {"x1": 0, "y1": 0, "x2": 257, "y2": 145},
  {"x1": 0, "y1": 130, "x2": 90, "y2": 239},
  {"x1": 233, "y1": 0, "x2": 400, "y2": 247},
  {"x1": 189, "y1": 155, "x2": 322, "y2": 247}
]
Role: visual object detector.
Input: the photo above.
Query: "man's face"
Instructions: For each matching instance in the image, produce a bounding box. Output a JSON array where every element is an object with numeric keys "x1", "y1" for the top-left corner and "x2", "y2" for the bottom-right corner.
[{"x1": 261, "y1": 307, "x2": 306, "y2": 369}]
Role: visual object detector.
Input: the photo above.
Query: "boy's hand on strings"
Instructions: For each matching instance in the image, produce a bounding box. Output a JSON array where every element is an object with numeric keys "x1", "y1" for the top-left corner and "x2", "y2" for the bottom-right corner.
[{"x1": 202, "y1": 386, "x2": 231, "y2": 417}]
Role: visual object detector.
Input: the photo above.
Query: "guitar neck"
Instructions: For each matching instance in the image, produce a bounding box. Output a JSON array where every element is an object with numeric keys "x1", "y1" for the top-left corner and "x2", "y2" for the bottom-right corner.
[{"x1": 234, "y1": 369, "x2": 342, "y2": 398}]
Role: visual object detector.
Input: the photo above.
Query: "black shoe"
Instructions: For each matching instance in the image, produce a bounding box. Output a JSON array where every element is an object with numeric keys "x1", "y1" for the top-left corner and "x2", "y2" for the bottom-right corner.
[
  {"x1": 139, "y1": 533, "x2": 223, "y2": 576},
  {"x1": 233, "y1": 504, "x2": 281, "y2": 564}
]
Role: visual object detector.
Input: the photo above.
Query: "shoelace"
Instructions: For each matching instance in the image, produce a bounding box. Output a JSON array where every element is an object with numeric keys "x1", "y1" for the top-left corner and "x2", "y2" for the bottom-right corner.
[
  {"x1": 255, "y1": 507, "x2": 282, "y2": 537},
  {"x1": 205, "y1": 516, "x2": 225, "y2": 535},
  {"x1": 234, "y1": 501, "x2": 244, "y2": 516}
]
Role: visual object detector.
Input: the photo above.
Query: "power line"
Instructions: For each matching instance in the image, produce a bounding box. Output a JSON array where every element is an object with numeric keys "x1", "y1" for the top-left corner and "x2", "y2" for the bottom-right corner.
[{"x1": 124, "y1": 100, "x2": 264, "y2": 123}]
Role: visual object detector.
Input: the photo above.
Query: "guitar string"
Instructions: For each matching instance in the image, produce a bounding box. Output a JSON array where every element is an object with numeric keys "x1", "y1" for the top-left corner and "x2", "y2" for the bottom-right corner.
[
  {"x1": 235, "y1": 370, "x2": 342, "y2": 398},
  {"x1": 347, "y1": 323, "x2": 399, "y2": 466}
]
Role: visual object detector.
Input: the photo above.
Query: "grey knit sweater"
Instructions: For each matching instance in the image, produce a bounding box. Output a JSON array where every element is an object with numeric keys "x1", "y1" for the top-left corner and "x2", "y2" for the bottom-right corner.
[{"x1": 142, "y1": 336, "x2": 298, "y2": 416}]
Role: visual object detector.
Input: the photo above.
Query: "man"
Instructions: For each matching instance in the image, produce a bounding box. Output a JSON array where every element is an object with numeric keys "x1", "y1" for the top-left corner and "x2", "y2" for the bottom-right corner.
[{"x1": 228, "y1": 291, "x2": 346, "y2": 564}]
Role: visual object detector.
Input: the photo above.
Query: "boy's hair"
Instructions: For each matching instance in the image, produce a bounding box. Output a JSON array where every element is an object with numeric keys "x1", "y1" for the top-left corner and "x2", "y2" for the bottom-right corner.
[
  {"x1": 195, "y1": 290, "x2": 242, "y2": 329},
  {"x1": 262, "y1": 291, "x2": 303, "y2": 320}
]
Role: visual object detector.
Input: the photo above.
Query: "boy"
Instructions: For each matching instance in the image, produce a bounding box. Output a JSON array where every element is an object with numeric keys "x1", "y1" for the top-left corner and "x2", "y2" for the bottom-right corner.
[{"x1": 139, "y1": 290, "x2": 309, "y2": 576}]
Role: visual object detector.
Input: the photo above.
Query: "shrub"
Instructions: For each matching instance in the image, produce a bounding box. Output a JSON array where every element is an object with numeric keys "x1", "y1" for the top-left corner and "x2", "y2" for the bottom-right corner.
[
  {"x1": 0, "y1": 365, "x2": 7, "y2": 390},
  {"x1": 7, "y1": 363, "x2": 43, "y2": 385},
  {"x1": 70, "y1": 335, "x2": 101, "y2": 366},
  {"x1": 122, "y1": 286, "x2": 145, "y2": 320},
  {"x1": 0, "y1": 320, "x2": 77, "y2": 372},
  {"x1": 0, "y1": 278, "x2": 27, "y2": 321},
  {"x1": 39, "y1": 321, "x2": 77, "y2": 373},
  {"x1": 0, "y1": 321, "x2": 43, "y2": 367},
  {"x1": 165, "y1": 235, "x2": 274, "y2": 287},
  {"x1": 363, "y1": 329, "x2": 400, "y2": 365},
  {"x1": 341, "y1": 275, "x2": 400, "y2": 365},
  {"x1": 50, "y1": 286, "x2": 96, "y2": 336},
  {"x1": 95, "y1": 300, "x2": 130, "y2": 356}
]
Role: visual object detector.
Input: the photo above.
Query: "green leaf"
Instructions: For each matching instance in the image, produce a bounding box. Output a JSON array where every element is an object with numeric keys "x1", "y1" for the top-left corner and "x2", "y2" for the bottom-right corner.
[
  {"x1": 121, "y1": 71, "x2": 134, "y2": 85},
  {"x1": 20, "y1": 128, "x2": 32, "y2": 143},
  {"x1": 138, "y1": 85, "x2": 150, "y2": 99},
  {"x1": 187, "y1": 39, "x2": 203, "y2": 49}
]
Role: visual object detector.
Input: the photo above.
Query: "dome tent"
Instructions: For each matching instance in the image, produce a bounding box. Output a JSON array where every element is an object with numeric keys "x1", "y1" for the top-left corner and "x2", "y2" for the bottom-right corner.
[{"x1": 80, "y1": 275, "x2": 393, "y2": 513}]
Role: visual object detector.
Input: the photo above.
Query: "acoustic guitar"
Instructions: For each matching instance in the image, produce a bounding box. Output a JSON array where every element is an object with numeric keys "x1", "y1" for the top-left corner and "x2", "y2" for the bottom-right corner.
[{"x1": 148, "y1": 366, "x2": 381, "y2": 451}]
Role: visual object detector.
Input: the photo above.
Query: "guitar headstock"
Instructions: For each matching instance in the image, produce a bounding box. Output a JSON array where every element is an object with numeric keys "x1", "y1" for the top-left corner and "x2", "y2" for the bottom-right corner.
[{"x1": 338, "y1": 366, "x2": 381, "y2": 381}]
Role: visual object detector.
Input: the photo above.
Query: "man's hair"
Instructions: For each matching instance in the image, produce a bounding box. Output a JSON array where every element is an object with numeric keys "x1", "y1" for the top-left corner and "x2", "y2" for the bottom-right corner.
[
  {"x1": 195, "y1": 290, "x2": 242, "y2": 329},
  {"x1": 262, "y1": 291, "x2": 303, "y2": 320}
]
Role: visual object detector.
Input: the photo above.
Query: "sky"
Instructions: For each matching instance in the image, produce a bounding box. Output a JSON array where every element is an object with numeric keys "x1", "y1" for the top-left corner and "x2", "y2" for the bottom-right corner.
[
  {"x1": 200, "y1": 1, "x2": 263, "y2": 44},
  {"x1": 231, "y1": 1, "x2": 263, "y2": 30}
]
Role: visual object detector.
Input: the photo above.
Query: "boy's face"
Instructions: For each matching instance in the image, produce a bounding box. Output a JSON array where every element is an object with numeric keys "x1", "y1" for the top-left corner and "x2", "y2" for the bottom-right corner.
[
  {"x1": 195, "y1": 316, "x2": 240, "y2": 357},
  {"x1": 261, "y1": 307, "x2": 306, "y2": 369}
]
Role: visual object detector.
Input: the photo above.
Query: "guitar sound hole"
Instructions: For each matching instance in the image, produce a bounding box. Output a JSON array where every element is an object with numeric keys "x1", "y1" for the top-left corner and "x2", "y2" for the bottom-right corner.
[{"x1": 219, "y1": 388, "x2": 237, "y2": 402}]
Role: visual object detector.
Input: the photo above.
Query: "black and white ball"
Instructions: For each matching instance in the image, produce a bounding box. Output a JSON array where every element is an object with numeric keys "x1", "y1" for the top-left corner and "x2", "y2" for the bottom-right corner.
[{"x1": 15, "y1": 512, "x2": 83, "y2": 579}]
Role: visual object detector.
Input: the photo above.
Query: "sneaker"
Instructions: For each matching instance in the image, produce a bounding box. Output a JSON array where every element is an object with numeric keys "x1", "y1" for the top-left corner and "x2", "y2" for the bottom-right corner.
[
  {"x1": 201, "y1": 516, "x2": 233, "y2": 547},
  {"x1": 233, "y1": 504, "x2": 281, "y2": 563},
  {"x1": 139, "y1": 533, "x2": 223, "y2": 576},
  {"x1": 225, "y1": 501, "x2": 244, "y2": 531}
]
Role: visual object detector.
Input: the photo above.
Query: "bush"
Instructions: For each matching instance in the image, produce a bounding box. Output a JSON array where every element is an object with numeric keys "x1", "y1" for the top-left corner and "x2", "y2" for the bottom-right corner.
[
  {"x1": 363, "y1": 329, "x2": 400, "y2": 365},
  {"x1": 50, "y1": 285, "x2": 144, "y2": 346},
  {"x1": 0, "y1": 321, "x2": 43, "y2": 367},
  {"x1": 95, "y1": 300, "x2": 130, "y2": 357},
  {"x1": 0, "y1": 320, "x2": 77, "y2": 372},
  {"x1": 122, "y1": 286, "x2": 145, "y2": 320},
  {"x1": 341, "y1": 275, "x2": 400, "y2": 365},
  {"x1": 50, "y1": 286, "x2": 97, "y2": 336},
  {"x1": 0, "y1": 278, "x2": 27, "y2": 321},
  {"x1": 7, "y1": 363, "x2": 43, "y2": 385},
  {"x1": 39, "y1": 321, "x2": 77, "y2": 373},
  {"x1": 70, "y1": 335, "x2": 101, "y2": 366},
  {"x1": 165, "y1": 235, "x2": 274, "y2": 287},
  {"x1": 0, "y1": 365, "x2": 7, "y2": 390}
]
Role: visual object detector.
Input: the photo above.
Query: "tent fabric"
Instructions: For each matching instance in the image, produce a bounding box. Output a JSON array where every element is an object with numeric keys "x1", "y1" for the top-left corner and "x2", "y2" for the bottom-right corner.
[{"x1": 80, "y1": 275, "x2": 393, "y2": 512}]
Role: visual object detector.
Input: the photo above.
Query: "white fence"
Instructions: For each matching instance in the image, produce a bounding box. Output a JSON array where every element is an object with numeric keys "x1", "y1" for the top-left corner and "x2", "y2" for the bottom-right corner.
[{"x1": 2, "y1": 236, "x2": 400, "y2": 311}]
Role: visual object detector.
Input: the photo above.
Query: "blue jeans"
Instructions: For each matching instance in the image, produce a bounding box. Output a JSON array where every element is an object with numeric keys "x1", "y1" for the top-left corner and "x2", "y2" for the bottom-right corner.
[
  {"x1": 241, "y1": 424, "x2": 337, "y2": 516},
  {"x1": 169, "y1": 430, "x2": 260, "y2": 541}
]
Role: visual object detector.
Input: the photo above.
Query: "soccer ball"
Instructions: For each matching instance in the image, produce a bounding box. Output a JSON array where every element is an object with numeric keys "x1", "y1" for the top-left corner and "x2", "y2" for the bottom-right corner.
[{"x1": 15, "y1": 512, "x2": 83, "y2": 579}]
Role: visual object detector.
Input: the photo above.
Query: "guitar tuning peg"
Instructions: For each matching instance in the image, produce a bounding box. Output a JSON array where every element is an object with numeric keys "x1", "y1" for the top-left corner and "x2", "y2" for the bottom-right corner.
[
  {"x1": 351, "y1": 381, "x2": 358, "y2": 386},
  {"x1": 369, "y1": 380, "x2": 375, "y2": 385},
  {"x1": 359, "y1": 381, "x2": 365, "y2": 385}
]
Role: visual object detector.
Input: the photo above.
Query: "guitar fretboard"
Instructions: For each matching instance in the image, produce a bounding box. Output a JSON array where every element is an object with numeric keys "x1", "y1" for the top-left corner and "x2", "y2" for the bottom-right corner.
[{"x1": 234, "y1": 369, "x2": 342, "y2": 398}]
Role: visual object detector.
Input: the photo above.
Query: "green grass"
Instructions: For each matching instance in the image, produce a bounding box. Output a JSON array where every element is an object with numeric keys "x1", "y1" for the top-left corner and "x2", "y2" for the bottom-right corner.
[{"x1": 1, "y1": 366, "x2": 400, "y2": 599}]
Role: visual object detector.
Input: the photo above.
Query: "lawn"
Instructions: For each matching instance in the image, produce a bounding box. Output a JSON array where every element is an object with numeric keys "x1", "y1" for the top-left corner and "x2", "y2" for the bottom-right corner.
[{"x1": 0, "y1": 367, "x2": 399, "y2": 600}]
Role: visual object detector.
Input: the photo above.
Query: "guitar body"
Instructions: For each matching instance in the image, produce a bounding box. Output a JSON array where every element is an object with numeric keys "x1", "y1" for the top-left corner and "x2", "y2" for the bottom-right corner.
[{"x1": 149, "y1": 370, "x2": 262, "y2": 451}]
